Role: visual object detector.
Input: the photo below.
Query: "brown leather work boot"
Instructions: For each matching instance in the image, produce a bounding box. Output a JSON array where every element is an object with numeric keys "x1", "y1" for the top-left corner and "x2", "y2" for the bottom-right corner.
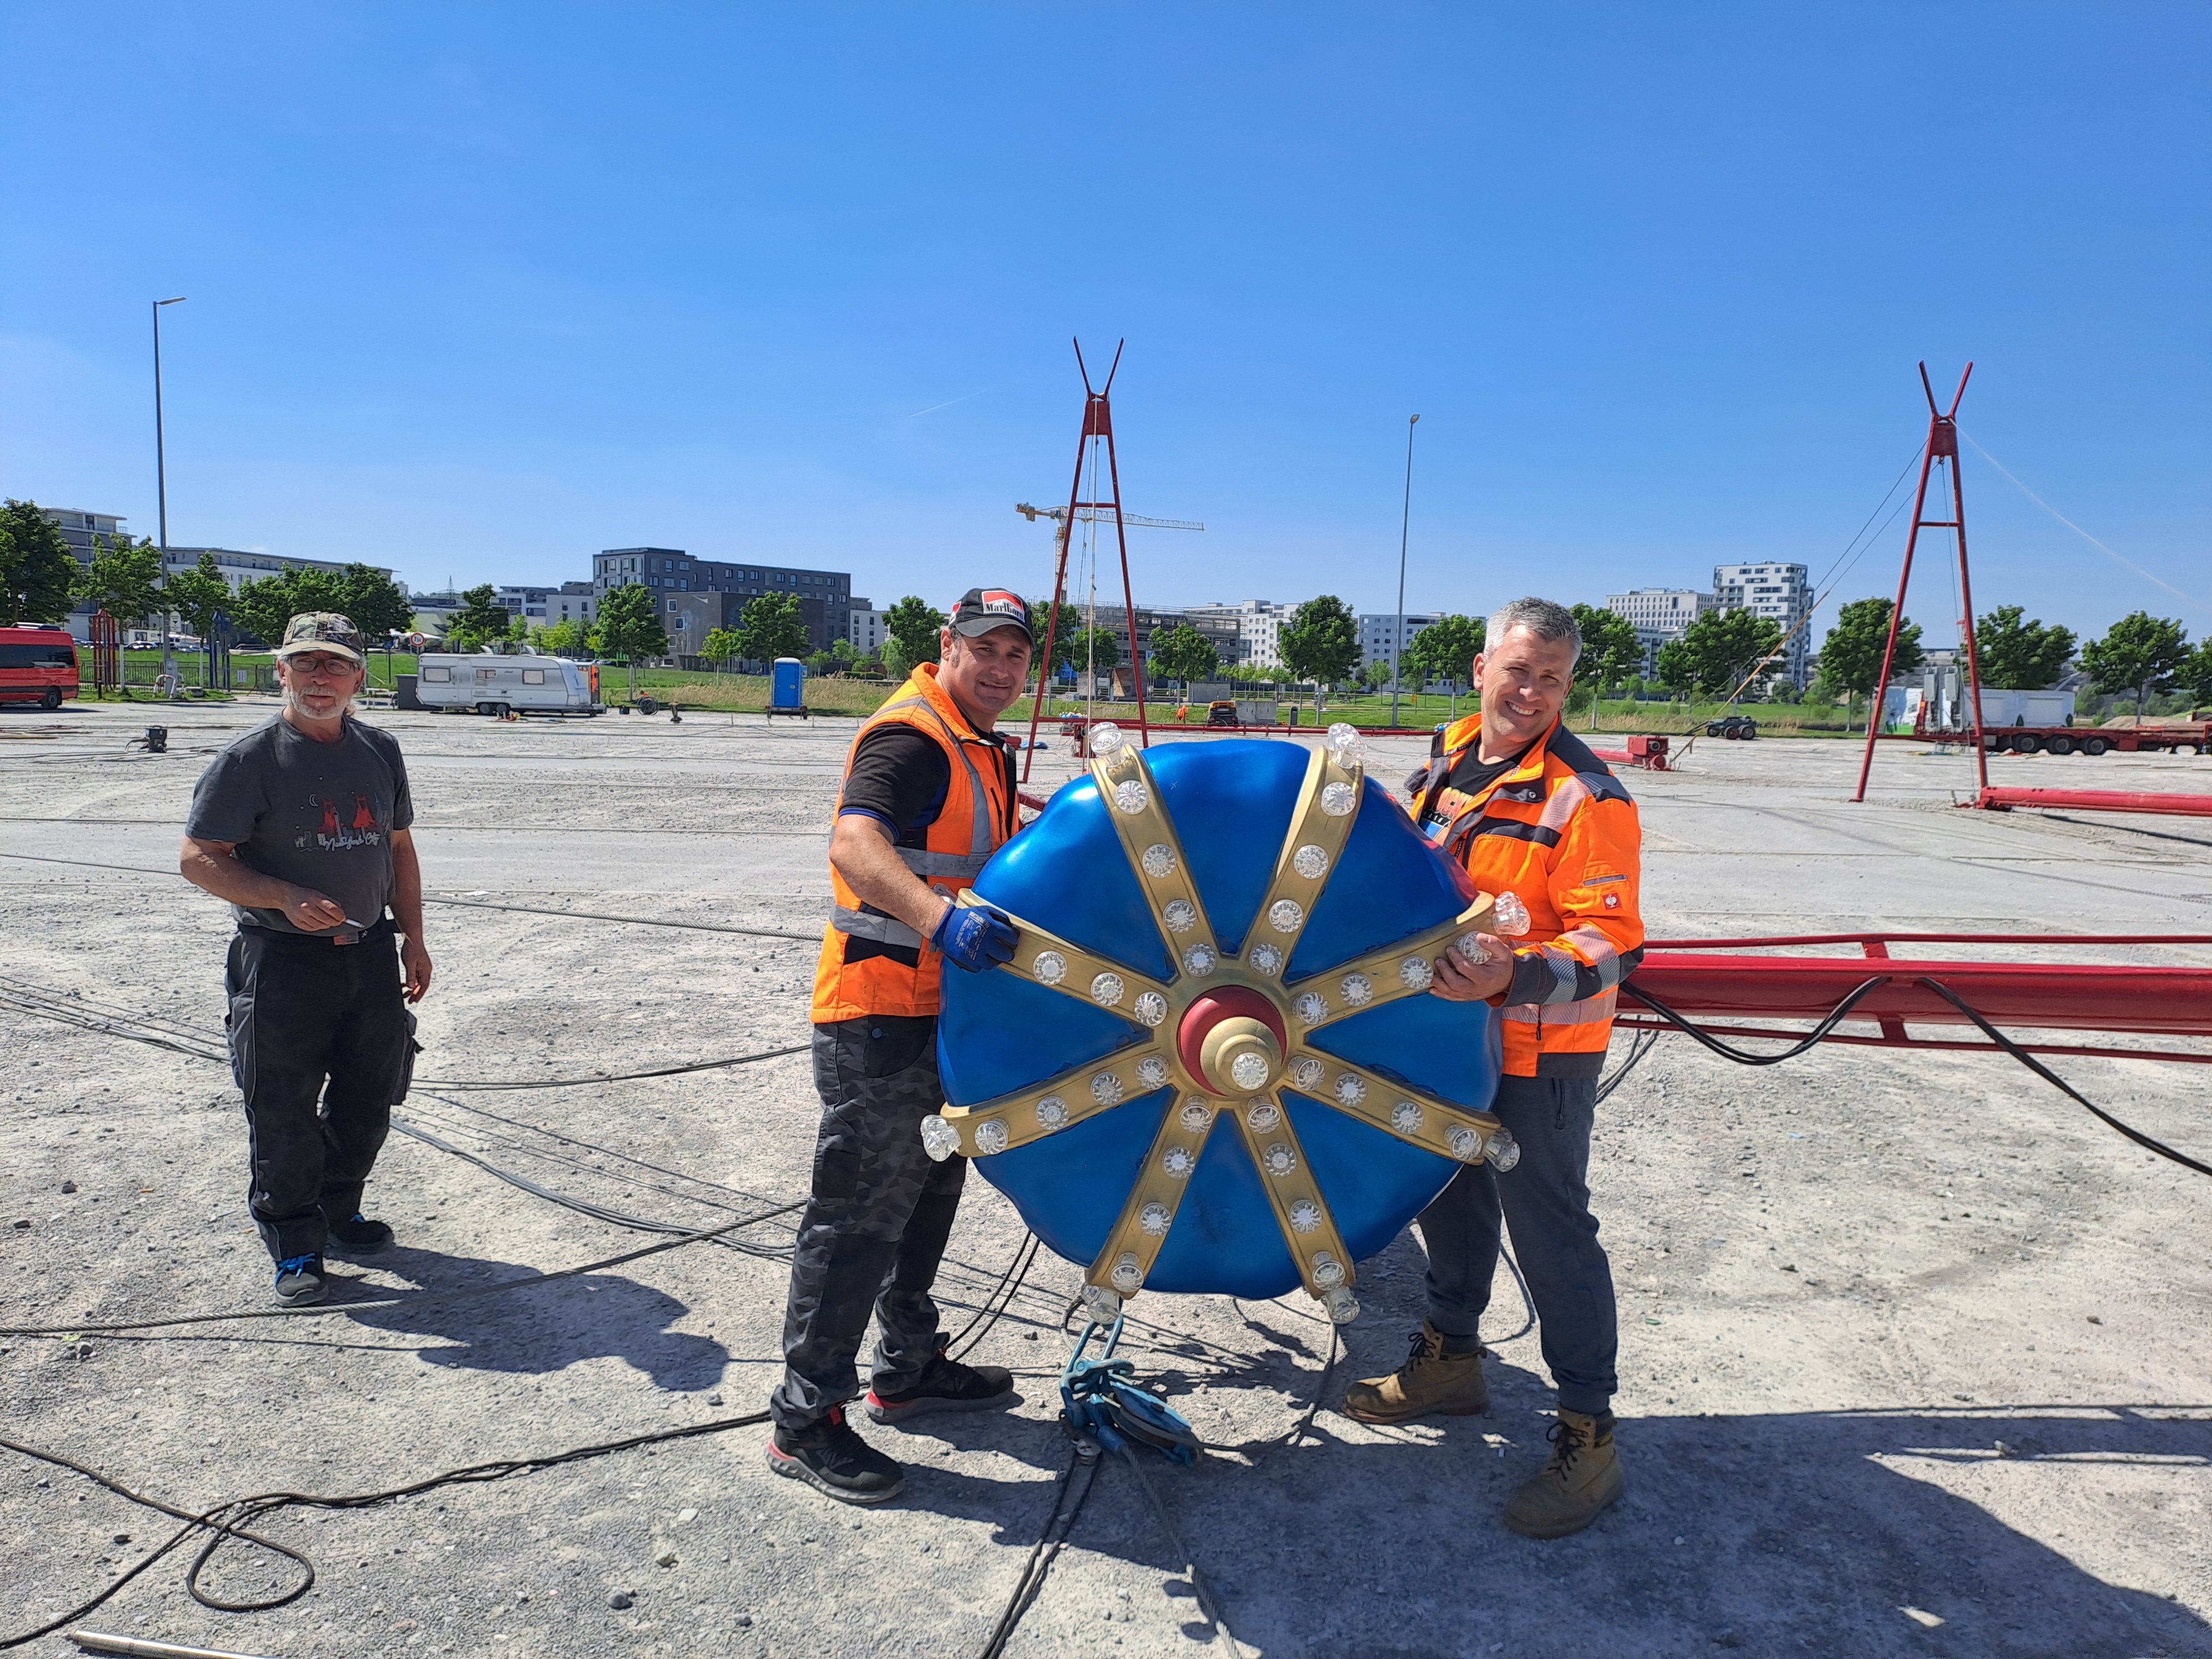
[
  {"x1": 1503, "y1": 1407, "x2": 1624, "y2": 1538},
  {"x1": 1342, "y1": 1321, "x2": 1490, "y2": 1424}
]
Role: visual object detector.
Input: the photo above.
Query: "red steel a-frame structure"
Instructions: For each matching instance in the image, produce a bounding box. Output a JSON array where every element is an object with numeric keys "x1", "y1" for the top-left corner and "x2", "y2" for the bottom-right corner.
[
  {"x1": 1853, "y1": 363, "x2": 1991, "y2": 802},
  {"x1": 1021, "y1": 340, "x2": 1150, "y2": 782}
]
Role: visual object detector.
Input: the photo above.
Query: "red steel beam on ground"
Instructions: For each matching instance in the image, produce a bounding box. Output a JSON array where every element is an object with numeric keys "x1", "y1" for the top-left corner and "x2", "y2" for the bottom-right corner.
[
  {"x1": 1975, "y1": 786, "x2": 2212, "y2": 817},
  {"x1": 1627, "y1": 951, "x2": 2212, "y2": 1039}
]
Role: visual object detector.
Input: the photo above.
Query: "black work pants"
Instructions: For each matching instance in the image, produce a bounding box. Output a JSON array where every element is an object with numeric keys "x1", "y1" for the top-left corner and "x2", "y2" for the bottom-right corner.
[
  {"x1": 1417, "y1": 1070, "x2": 1620, "y2": 1416},
  {"x1": 770, "y1": 1016, "x2": 967, "y2": 1430},
  {"x1": 225, "y1": 923, "x2": 409, "y2": 1264}
]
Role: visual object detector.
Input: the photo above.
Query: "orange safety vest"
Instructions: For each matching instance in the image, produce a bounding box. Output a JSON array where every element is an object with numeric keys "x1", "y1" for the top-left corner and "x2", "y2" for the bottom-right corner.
[
  {"x1": 810, "y1": 662, "x2": 1016, "y2": 1024},
  {"x1": 1414, "y1": 716, "x2": 1645, "y2": 1078}
]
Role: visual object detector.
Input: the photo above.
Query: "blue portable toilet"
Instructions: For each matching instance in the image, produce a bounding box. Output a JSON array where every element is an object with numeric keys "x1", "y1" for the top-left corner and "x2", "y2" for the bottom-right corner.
[{"x1": 769, "y1": 657, "x2": 807, "y2": 717}]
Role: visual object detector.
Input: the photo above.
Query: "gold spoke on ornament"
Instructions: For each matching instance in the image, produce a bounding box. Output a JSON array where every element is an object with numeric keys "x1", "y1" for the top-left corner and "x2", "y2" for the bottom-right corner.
[
  {"x1": 1084, "y1": 1092, "x2": 1225, "y2": 1298},
  {"x1": 1088, "y1": 744, "x2": 1224, "y2": 984},
  {"x1": 1288, "y1": 895, "x2": 1499, "y2": 1029},
  {"x1": 1281, "y1": 1048, "x2": 1504, "y2": 1165},
  {"x1": 955, "y1": 891, "x2": 1174, "y2": 1024},
  {"x1": 935, "y1": 1037, "x2": 1176, "y2": 1158},
  {"x1": 1228, "y1": 1089, "x2": 1357, "y2": 1299},
  {"x1": 1239, "y1": 744, "x2": 1364, "y2": 980}
]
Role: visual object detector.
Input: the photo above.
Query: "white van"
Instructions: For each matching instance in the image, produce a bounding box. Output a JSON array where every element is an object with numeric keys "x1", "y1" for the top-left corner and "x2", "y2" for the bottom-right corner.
[{"x1": 414, "y1": 653, "x2": 600, "y2": 716}]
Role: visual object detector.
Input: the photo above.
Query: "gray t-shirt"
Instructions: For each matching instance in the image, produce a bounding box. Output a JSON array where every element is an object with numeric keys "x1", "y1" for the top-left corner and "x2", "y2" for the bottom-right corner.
[{"x1": 186, "y1": 714, "x2": 415, "y2": 935}]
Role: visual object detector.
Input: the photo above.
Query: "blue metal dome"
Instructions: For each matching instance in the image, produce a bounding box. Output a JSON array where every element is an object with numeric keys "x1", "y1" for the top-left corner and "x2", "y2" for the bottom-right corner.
[{"x1": 932, "y1": 731, "x2": 1509, "y2": 1320}]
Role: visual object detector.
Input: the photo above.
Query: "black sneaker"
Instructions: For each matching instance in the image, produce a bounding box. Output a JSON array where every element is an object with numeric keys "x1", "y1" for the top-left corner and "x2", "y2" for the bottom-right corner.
[
  {"x1": 764, "y1": 1406, "x2": 906, "y2": 1504},
  {"x1": 865, "y1": 1350, "x2": 1016, "y2": 1425},
  {"x1": 273, "y1": 1254, "x2": 327, "y2": 1307},
  {"x1": 325, "y1": 1212, "x2": 394, "y2": 1255}
]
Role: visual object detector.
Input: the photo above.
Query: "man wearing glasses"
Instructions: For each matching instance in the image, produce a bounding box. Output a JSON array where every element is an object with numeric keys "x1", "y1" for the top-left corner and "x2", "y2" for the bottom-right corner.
[{"x1": 180, "y1": 613, "x2": 434, "y2": 1306}]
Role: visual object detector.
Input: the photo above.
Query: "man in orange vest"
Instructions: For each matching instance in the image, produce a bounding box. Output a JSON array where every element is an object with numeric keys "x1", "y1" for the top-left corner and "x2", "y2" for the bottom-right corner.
[
  {"x1": 1344, "y1": 596, "x2": 1645, "y2": 1540},
  {"x1": 766, "y1": 588, "x2": 1034, "y2": 1504}
]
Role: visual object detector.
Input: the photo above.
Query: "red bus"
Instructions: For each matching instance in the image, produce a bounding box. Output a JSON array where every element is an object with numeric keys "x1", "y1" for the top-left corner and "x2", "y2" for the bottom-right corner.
[{"x1": 0, "y1": 624, "x2": 81, "y2": 710}]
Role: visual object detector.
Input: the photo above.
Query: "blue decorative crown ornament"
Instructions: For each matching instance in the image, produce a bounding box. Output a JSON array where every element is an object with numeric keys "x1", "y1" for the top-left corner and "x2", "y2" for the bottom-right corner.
[{"x1": 932, "y1": 726, "x2": 1511, "y2": 1326}]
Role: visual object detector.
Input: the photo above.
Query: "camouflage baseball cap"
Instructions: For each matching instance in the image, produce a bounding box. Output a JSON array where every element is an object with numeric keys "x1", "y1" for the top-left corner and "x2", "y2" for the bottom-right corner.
[{"x1": 274, "y1": 612, "x2": 366, "y2": 664}]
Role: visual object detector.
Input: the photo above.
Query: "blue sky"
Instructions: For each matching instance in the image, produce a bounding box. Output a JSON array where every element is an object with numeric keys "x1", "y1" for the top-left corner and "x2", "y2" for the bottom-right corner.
[{"x1": 4, "y1": 4, "x2": 2206, "y2": 646}]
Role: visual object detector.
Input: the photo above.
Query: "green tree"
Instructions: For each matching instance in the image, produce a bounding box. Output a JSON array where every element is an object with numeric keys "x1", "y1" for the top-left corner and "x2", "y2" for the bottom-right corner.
[
  {"x1": 1403, "y1": 613, "x2": 1485, "y2": 691},
  {"x1": 534, "y1": 618, "x2": 586, "y2": 657},
  {"x1": 1683, "y1": 607, "x2": 1787, "y2": 700},
  {"x1": 700, "y1": 626, "x2": 743, "y2": 670},
  {"x1": 1071, "y1": 625, "x2": 1121, "y2": 675},
  {"x1": 1358, "y1": 656, "x2": 1390, "y2": 692},
  {"x1": 1031, "y1": 599, "x2": 1083, "y2": 672},
  {"x1": 831, "y1": 637, "x2": 858, "y2": 669},
  {"x1": 1149, "y1": 623, "x2": 1219, "y2": 686},
  {"x1": 164, "y1": 551, "x2": 232, "y2": 641},
  {"x1": 590, "y1": 582, "x2": 671, "y2": 698},
  {"x1": 1, "y1": 501, "x2": 82, "y2": 626},
  {"x1": 885, "y1": 596, "x2": 947, "y2": 666},
  {"x1": 234, "y1": 563, "x2": 415, "y2": 646},
  {"x1": 2079, "y1": 612, "x2": 2190, "y2": 716},
  {"x1": 72, "y1": 530, "x2": 166, "y2": 628},
  {"x1": 1971, "y1": 606, "x2": 2076, "y2": 690},
  {"x1": 439, "y1": 583, "x2": 510, "y2": 651},
  {"x1": 1567, "y1": 606, "x2": 1643, "y2": 695},
  {"x1": 738, "y1": 591, "x2": 813, "y2": 664},
  {"x1": 1652, "y1": 639, "x2": 1697, "y2": 704},
  {"x1": 1816, "y1": 597, "x2": 1922, "y2": 729},
  {"x1": 1280, "y1": 594, "x2": 1361, "y2": 691},
  {"x1": 2173, "y1": 638, "x2": 2212, "y2": 710}
]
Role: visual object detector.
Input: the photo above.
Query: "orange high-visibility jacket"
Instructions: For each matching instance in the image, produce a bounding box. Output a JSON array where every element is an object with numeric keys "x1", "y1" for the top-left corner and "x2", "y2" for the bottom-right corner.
[
  {"x1": 1414, "y1": 716, "x2": 1645, "y2": 1078},
  {"x1": 810, "y1": 663, "x2": 1015, "y2": 1024}
]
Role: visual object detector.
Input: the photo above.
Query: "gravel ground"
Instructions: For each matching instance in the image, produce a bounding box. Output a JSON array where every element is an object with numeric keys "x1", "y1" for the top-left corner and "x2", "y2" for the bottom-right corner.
[{"x1": 2, "y1": 699, "x2": 2208, "y2": 1659}]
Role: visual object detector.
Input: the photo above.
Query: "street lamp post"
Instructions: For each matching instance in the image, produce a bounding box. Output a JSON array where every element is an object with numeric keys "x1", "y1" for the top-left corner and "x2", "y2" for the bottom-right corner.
[
  {"x1": 152, "y1": 296, "x2": 187, "y2": 696},
  {"x1": 1389, "y1": 414, "x2": 1420, "y2": 729}
]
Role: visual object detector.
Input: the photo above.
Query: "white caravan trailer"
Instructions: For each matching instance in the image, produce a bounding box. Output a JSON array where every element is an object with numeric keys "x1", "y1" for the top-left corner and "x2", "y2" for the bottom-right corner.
[{"x1": 414, "y1": 653, "x2": 600, "y2": 716}]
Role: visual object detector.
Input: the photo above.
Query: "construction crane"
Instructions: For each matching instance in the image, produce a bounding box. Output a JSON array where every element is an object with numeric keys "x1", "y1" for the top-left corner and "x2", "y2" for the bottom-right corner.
[{"x1": 1015, "y1": 502, "x2": 1204, "y2": 533}]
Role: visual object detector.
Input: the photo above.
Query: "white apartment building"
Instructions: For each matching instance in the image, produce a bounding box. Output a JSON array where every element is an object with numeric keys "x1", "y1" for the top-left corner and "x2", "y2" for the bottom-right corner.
[
  {"x1": 1181, "y1": 599, "x2": 1291, "y2": 670},
  {"x1": 849, "y1": 608, "x2": 888, "y2": 656},
  {"x1": 1357, "y1": 613, "x2": 1439, "y2": 674},
  {"x1": 497, "y1": 582, "x2": 596, "y2": 627},
  {"x1": 1606, "y1": 588, "x2": 1717, "y2": 677},
  {"x1": 1713, "y1": 561, "x2": 1811, "y2": 685}
]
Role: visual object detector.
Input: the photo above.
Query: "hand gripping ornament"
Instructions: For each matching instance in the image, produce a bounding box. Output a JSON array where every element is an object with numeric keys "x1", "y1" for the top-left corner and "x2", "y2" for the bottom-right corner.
[{"x1": 927, "y1": 732, "x2": 1510, "y2": 1323}]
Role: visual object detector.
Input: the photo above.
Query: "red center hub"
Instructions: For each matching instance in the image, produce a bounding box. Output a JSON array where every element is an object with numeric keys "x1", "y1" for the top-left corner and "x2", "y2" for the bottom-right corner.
[{"x1": 1177, "y1": 987, "x2": 1290, "y2": 1092}]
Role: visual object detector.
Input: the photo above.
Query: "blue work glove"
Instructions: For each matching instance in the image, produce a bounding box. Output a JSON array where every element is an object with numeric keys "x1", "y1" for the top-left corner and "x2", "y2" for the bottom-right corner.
[{"x1": 932, "y1": 901, "x2": 1018, "y2": 973}]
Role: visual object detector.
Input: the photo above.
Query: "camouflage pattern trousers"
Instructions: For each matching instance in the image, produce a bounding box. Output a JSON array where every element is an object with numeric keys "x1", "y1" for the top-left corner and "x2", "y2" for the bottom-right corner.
[{"x1": 769, "y1": 1015, "x2": 968, "y2": 1429}]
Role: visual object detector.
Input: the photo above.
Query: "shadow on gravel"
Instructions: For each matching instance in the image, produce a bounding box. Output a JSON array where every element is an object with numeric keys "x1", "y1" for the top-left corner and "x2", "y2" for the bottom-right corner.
[
  {"x1": 1155, "y1": 1382, "x2": 2212, "y2": 1658},
  {"x1": 331, "y1": 1245, "x2": 728, "y2": 1389}
]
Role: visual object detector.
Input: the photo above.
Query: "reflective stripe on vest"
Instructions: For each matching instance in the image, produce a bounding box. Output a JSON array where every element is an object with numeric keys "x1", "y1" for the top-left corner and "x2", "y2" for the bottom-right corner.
[
  {"x1": 826, "y1": 686, "x2": 998, "y2": 946},
  {"x1": 812, "y1": 662, "x2": 1013, "y2": 1024}
]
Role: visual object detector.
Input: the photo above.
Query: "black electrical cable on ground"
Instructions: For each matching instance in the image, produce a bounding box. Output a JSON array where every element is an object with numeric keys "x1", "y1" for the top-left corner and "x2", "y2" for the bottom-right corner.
[
  {"x1": 385, "y1": 1118, "x2": 797, "y2": 1261},
  {"x1": 0, "y1": 1411, "x2": 770, "y2": 1650},
  {"x1": 947, "y1": 1232, "x2": 1041, "y2": 1361},
  {"x1": 1911, "y1": 978, "x2": 2212, "y2": 1179},
  {"x1": 1622, "y1": 979, "x2": 2212, "y2": 1178},
  {"x1": 0, "y1": 1204, "x2": 801, "y2": 1338},
  {"x1": 1623, "y1": 978, "x2": 1889, "y2": 1065},
  {"x1": 976, "y1": 1447, "x2": 1100, "y2": 1659}
]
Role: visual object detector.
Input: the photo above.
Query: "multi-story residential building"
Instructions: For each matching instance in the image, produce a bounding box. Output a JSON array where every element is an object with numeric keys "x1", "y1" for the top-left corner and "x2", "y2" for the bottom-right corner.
[
  {"x1": 849, "y1": 607, "x2": 888, "y2": 658},
  {"x1": 592, "y1": 549, "x2": 854, "y2": 650},
  {"x1": 1606, "y1": 587, "x2": 1718, "y2": 677},
  {"x1": 1358, "y1": 613, "x2": 1439, "y2": 673},
  {"x1": 34, "y1": 508, "x2": 403, "y2": 641},
  {"x1": 1180, "y1": 599, "x2": 1291, "y2": 669},
  {"x1": 1712, "y1": 561, "x2": 1811, "y2": 685},
  {"x1": 545, "y1": 581, "x2": 596, "y2": 628}
]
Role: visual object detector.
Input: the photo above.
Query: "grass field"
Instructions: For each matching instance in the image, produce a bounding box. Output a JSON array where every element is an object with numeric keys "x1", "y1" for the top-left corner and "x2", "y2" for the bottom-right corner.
[{"x1": 79, "y1": 650, "x2": 1872, "y2": 736}]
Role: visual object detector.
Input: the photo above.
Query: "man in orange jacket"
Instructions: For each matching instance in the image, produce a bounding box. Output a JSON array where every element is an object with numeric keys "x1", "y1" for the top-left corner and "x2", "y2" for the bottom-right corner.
[
  {"x1": 1344, "y1": 596, "x2": 1644, "y2": 1540},
  {"x1": 765, "y1": 589, "x2": 1034, "y2": 1505}
]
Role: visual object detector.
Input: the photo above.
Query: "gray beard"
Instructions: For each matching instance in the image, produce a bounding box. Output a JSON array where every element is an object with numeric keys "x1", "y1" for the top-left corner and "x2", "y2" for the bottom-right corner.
[{"x1": 282, "y1": 683, "x2": 355, "y2": 721}]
